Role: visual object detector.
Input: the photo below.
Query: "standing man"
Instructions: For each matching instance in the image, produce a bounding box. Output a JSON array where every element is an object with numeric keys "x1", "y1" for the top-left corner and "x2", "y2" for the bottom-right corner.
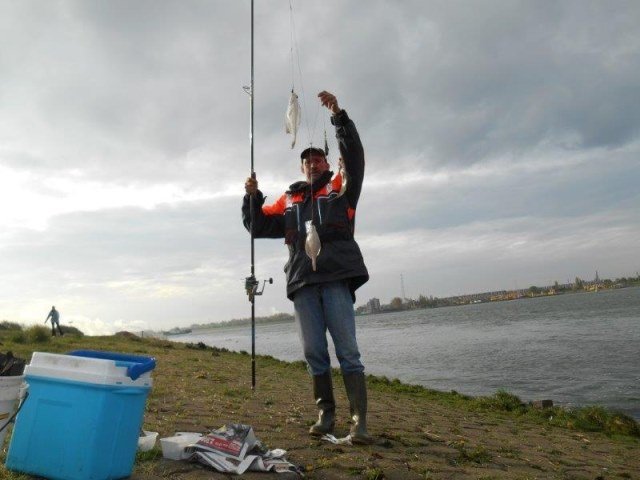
[
  {"x1": 243, "y1": 91, "x2": 371, "y2": 444},
  {"x1": 45, "y1": 306, "x2": 64, "y2": 337}
]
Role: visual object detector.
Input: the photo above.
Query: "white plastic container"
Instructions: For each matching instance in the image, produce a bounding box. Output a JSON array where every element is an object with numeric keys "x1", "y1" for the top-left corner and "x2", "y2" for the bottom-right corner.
[
  {"x1": 0, "y1": 375, "x2": 24, "y2": 445},
  {"x1": 138, "y1": 431, "x2": 159, "y2": 452},
  {"x1": 160, "y1": 432, "x2": 203, "y2": 460}
]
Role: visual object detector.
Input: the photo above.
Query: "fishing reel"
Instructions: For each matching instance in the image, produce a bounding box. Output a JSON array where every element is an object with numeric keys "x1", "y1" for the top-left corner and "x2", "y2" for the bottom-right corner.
[{"x1": 245, "y1": 275, "x2": 273, "y2": 302}]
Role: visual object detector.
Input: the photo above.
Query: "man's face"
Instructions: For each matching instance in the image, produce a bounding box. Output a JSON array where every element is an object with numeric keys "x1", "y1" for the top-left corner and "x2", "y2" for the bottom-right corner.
[{"x1": 301, "y1": 154, "x2": 330, "y2": 182}]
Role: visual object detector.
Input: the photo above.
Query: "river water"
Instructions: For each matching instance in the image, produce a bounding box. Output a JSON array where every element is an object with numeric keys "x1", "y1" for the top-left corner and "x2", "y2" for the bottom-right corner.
[{"x1": 174, "y1": 286, "x2": 640, "y2": 419}]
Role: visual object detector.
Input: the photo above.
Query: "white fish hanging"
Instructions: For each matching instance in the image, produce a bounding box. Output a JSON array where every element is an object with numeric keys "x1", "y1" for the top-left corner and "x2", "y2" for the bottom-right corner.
[
  {"x1": 305, "y1": 220, "x2": 321, "y2": 271},
  {"x1": 285, "y1": 90, "x2": 301, "y2": 149}
]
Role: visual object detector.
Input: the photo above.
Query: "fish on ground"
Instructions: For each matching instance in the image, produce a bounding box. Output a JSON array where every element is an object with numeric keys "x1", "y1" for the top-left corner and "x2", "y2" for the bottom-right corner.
[
  {"x1": 285, "y1": 90, "x2": 301, "y2": 149},
  {"x1": 305, "y1": 220, "x2": 321, "y2": 271}
]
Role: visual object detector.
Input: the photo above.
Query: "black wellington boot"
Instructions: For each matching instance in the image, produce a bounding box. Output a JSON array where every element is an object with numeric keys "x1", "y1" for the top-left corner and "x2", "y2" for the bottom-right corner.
[
  {"x1": 343, "y1": 372, "x2": 373, "y2": 445},
  {"x1": 309, "y1": 372, "x2": 335, "y2": 436}
]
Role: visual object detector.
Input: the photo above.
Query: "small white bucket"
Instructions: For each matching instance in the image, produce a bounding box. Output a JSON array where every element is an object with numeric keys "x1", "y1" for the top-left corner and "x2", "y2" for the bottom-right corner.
[
  {"x1": 138, "y1": 430, "x2": 158, "y2": 452},
  {"x1": 160, "y1": 432, "x2": 203, "y2": 460},
  {"x1": 0, "y1": 376, "x2": 25, "y2": 445}
]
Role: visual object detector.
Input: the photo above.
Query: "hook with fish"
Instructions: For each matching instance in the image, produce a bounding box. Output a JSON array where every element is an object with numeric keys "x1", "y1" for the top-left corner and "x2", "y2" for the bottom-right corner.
[
  {"x1": 285, "y1": 89, "x2": 301, "y2": 149},
  {"x1": 304, "y1": 157, "x2": 322, "y2": 271},
  {"x1": 285, "y1": 0, "x2": 321, "y2": 149},
  {"x1": 305, "y1": 220, "x2": 321, "y2": 271},
  {"x1": 287, "y1": 0, "x2": 324, "y2": 271}
]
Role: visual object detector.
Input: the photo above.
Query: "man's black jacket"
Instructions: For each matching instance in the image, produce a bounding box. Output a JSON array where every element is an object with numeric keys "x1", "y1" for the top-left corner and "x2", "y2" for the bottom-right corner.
[{"x1": 242, "y1": 110, "x2": 369, "y2": 301}]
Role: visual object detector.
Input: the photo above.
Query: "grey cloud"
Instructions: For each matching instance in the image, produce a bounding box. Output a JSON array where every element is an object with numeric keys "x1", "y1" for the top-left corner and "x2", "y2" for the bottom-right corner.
[
  {"x1": 1, "y1": 0, "x2": 250, "y2": 184},
  {"x1": 4, "y1": 198, "x2": 238, "y2": 280},
  {"x1": 358, "y1": 208, "x2": 640, "y2": 302},
  {"x1": 1, "y1": 195, "x2": 292, "y2": 326},
  {"x1": 4, "y1": 0, "x2": 637, "y2": 181},
  {"x1": 2, "y1": 0, "x2": 639, "y2": 328},
  {"x1": 357, "y1": 149, "x2": 639, "y2": 234},
  {"x1": 352, "y1": 1, "x2": 640, "y2": 165}
]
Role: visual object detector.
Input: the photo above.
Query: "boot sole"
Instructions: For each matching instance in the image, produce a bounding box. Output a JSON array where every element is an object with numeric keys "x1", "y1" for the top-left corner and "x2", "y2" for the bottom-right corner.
[{"x1": 350, "y1": 435, "x2": 374, "y2": 445}]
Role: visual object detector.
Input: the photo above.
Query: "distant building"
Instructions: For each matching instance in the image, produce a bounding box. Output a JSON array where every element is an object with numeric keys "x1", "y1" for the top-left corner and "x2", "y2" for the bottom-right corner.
[{"x1": 365, "y1": 298, "x2": 381, "y2": 314}]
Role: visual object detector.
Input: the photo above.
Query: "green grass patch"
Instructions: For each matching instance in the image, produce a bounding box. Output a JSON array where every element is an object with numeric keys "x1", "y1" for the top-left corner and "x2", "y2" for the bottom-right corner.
[
  {"x1": 60, "y1": 325, "x2": 84, "y2": 337},
  {"x1": 452, "y1": 441, "x2": 492, "y2": 464},
  {"x1": 534, "y1": 405, "x2": 640, "y2": 438},
  {"x1": 25, "y1": 326, "x2": 51, "y2": 344},
  {"x1": 363, "y1": 467, "x2": 384, "y2": 480},
  {"x1": 496, "y1": 445, "x2": 521, "y2": 458},
  {"x1": 475, "y1": 389, "x2": 526, "y2": 412},
  {"x1": 221, "y1": 387, "x2": 249, "y2": 399},
  {"x1": 0, "y1": 321, "x2": 23, "y2": 331},
  {"x1": 8, "y1": 331, "x2": 26, "y2": 344},
  {"x1": 366, "y1": 373, "x2": 640, "y2": 439},
  {"x1": 135, "y1": 447, "x2": 162, "y2": 462}
]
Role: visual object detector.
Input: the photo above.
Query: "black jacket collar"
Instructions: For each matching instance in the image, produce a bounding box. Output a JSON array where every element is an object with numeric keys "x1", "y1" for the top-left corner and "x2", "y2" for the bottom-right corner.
[{"x1": 287, "y1": 170, "x2": 333, "y2": 195}]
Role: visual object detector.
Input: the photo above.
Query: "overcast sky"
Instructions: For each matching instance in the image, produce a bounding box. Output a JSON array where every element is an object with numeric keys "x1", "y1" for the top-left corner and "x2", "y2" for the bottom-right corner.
[{"x1": 1, "y1": 0, "x2": 639, "y2": 335}]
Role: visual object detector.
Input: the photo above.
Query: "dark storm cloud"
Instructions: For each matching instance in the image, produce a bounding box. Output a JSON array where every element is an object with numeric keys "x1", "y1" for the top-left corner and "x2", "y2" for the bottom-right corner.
[
  {"x1": 338, "y1": 1, "x2": 640, "y2": 167},
  {"x1": 0, "y1": 0, "x2": 250, "y2": 184},
  {"x1": 3, "y1": 1, "x2": 639, "y2": 178},
  {"x1": 430, "y1": 1, "x2": 640, "y2": 161}
]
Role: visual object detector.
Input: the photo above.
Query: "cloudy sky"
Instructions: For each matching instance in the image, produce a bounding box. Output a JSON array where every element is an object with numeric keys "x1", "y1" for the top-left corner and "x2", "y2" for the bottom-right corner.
[{"x1": 1, "y1": 0, "x2": 639, "y2": 335}]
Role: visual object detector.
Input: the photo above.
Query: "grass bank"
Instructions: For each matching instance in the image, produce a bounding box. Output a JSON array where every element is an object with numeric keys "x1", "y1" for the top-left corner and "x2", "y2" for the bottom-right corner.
[{"x1": 0, "y1": 331, "x2": 638, "y2": 479}]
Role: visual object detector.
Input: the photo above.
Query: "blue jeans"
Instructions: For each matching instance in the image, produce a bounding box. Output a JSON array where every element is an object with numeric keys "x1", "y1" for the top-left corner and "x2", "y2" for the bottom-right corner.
[{"x1": 293, "y1": 281, "x2": 364, "y2": 376}]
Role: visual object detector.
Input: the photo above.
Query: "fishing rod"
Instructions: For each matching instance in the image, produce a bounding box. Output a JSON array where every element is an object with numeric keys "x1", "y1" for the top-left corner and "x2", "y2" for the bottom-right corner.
[{"x1": 243, "y1": 0, "x2": 272, "y2": 391}]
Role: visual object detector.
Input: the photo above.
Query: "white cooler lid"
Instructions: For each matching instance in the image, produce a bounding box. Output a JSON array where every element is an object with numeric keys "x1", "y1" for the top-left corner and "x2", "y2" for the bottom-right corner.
[{"x1": 25, "y1": 352, "x2": 152, "y2": 387}]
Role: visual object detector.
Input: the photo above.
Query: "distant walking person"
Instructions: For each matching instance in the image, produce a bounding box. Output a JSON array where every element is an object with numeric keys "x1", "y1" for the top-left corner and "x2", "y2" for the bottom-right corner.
[{"x1": 45, "y1": 306, "x2": 63, "y2": 336}]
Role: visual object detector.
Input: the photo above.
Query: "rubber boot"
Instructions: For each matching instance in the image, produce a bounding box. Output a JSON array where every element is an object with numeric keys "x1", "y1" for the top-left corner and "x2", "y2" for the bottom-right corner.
[
  {"x1": 309, "y1": 372, "x2": 335, "y2": 436},
  {"x1": 343, "y1": 372, "x2": 373, "y2": 444}
]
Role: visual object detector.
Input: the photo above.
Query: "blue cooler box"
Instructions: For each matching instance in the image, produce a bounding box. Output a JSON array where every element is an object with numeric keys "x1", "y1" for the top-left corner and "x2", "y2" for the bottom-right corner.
[{"x1": 6, "y1": 350, "x2": 155, "y2": 480}]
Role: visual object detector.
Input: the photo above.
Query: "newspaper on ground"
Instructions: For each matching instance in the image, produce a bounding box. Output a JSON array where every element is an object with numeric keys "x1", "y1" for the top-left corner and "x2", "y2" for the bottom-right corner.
[
  {"x1": 161, "y1": 423, "x2": 299, "y2": 475},
  {"x1": 191, "y1": 450, "x2": 296, "y2": 475},
  {"x1": 191, "y1": 423, "x2": 257, "y2": 459}
]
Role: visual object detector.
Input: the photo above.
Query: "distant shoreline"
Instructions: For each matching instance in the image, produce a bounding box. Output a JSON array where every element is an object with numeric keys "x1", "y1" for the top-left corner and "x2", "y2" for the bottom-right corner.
[
  {"x1": 170, "y1": 284, "x2": 640, "y2": 331},
  {"x1": 357, "y1": 280, "x2": 640, "y2": 316},
  {"x1": 357, "y1": 283, "x2": 639, "y2": 316}
]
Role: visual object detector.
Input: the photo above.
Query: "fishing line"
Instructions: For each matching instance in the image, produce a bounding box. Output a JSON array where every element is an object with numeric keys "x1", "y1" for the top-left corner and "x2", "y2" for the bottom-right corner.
[
  {"x1": 288, "y1": 1, "x2": 295, "y2": 92},
  {"x1": 289, "y1": 0, "x2": 323, "y2": 226},
  {"x1": 288, "y1": 0, "x2": 322, "y2": 148}
]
